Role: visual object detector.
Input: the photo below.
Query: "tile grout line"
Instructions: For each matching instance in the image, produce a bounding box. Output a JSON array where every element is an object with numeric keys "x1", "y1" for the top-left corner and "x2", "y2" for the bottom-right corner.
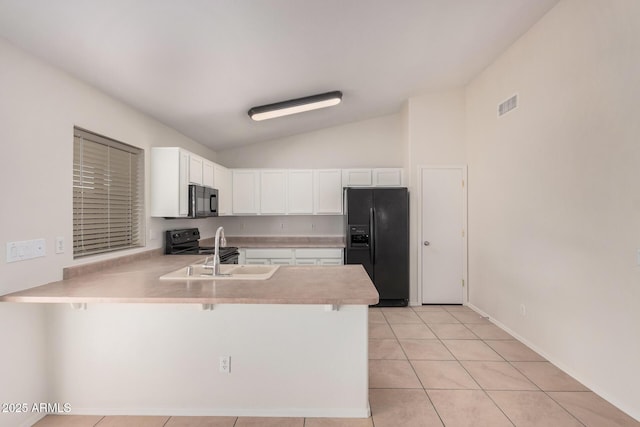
[
  {"x1": 447, "y1": 305, "x2": 588, "y2": 427},
  {"x1": 379, "y1": 307, "x2": 447, "y2": 426},
  {"x1": 503, "y1": 358, "x2": 589, "y2": 427},
  {"x1": 417, "y1": 305, "x2": 520, "y2": 427}
]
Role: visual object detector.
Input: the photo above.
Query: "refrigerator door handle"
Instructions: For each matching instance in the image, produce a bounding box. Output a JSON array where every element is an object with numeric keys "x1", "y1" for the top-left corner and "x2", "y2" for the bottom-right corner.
[{"x1": 369, "y1": 207, "x2": 375, "y2": 264}]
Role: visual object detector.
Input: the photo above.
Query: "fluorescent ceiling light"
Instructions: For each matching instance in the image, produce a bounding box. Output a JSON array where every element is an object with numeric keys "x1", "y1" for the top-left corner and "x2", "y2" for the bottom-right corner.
[{"x1": 248, "y1": 91, "x2": 342, "y2": 121}]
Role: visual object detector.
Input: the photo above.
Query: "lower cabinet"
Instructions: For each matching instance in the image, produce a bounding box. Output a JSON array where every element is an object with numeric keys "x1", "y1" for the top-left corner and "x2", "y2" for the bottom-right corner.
[{"x1": 239, "y1": 248, "x2": 343, "y2": 265}]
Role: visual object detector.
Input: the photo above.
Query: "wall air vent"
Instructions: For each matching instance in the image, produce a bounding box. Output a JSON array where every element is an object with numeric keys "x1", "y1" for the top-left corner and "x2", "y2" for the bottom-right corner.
[{"x1": 498, "y1": 94, "x2": 518, "y2": 117}]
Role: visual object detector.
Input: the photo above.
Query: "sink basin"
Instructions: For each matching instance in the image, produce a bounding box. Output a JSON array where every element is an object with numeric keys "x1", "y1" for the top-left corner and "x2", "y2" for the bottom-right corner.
[{"x1": 160, "y1": 264, "x2": 280, "y2": 281}]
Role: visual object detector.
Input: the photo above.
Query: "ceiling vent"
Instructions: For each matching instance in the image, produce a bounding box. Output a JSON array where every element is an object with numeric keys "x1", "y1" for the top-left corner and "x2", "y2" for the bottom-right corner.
[{"x1": 498, "y1": 94, "x2": 518, "y2": 117}]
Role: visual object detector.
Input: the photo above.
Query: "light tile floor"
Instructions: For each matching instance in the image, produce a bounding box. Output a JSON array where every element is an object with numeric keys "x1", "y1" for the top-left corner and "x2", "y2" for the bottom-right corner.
[{"x1": 33, "y1": 305, "x2": 639, "y2": 426}]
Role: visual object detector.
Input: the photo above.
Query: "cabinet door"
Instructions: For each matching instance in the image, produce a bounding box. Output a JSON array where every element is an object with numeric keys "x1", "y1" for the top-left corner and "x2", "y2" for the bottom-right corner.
[
  {"x1": 271, "y1": 258, "x2": 295, "y2": 265},
  {"x1": 214, "y1": 163, "x2": 232, "y2": 215},
  {"x1": 314, "y1": 169, "x2": 343, "y2": 214},
  {"x1": 232, "y1": 169, "x2": 260, "y2": 214},
  {"x1": 151, "y1": 147, "x2": 190, "y2": 218},
  {"x1": 202, "y1": 160, "x2": 215, "y2": 188},
  {"x1": 295, "y1": 259, "x2": 318, "y2": 265},
  {"x1": 288, "y1": 170, "x2": 314, "y2": 214},
  {"x1": 373, "y1": 168, "x2": 403, "y2": 186},
  {"x1": 342, "y1": 169, "x2": 372, "y2": 187},
  {"x1": 189, "y1": 155, "x2": 203, "y2": 185},
  {"x1": 245, "y1": 258, "x2": 269, "y2": 265},
  {"x1": 260, "y1": 170, "x2": 287, "y2": 214}
]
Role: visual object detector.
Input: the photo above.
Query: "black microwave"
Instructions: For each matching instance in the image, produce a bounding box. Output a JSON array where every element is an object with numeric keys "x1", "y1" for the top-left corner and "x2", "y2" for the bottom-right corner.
[{"x1": 188, "y1": 185, "x2": 218, "y2": 218}]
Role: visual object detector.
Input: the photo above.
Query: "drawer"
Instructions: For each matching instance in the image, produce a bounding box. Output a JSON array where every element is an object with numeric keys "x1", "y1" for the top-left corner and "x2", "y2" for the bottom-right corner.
[
  {"x1": 244, "y1": 248, "x2": 294, "y2": 259},
  {"x1": 294, "y1": 248, "x2": 342, "y2": 259}
]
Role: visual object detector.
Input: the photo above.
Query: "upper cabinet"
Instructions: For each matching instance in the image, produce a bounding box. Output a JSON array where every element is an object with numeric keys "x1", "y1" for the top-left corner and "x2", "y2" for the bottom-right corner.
[
  {"x1": 213, "y1": 163, "x2": 232, "y2": 215},
  {"x1": 151, "y1": 149, "x2": 403, "y2": 218},
  {"x1": 373, "y1": 168, "x2": 404, "y2": 186},
  {"x1": 314, "y1": 169, "x2": 343, "y2": 215},
  {"x1": 342, "y1": 168, "x2": 404, "y2": 187},
  {"x1": 202, "y1": 160, "x2": 215, "y2": 188},
  {"x1": 189, "y1": 155, "x2": 216, "y2": 189},
  {"x1": 260, "y1": 170, "x2": 288, "y2": 215},
  {"x1": 232, "y1": 169, "x2": 261, "y2": 215},
  {"x1": 189, "y1": 155, "x2": 204, "y2": 185},
  {"x1": 151, "y1": 147, "x2": 230, "y2": 217},
  {"x1": 150, "y1": 147, "x2": 190, "y2": 217},
  {"x1": 342, "y1": 169, "x2": 372, "y2": 187},
  {"x1": 288, "y1": 170, "x2": 314, "y2": 214}
]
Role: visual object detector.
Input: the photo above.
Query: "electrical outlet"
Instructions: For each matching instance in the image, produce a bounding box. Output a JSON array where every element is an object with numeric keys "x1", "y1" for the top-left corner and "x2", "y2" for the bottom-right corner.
[{"x1": 219, "y1": 356, "x2": 231, "y2": 374}]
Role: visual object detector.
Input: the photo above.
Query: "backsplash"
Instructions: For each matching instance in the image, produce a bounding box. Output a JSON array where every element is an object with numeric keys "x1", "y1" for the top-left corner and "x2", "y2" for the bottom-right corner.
[{"x1": 213, "y1": 215, "x2": 344, "y2": 237}]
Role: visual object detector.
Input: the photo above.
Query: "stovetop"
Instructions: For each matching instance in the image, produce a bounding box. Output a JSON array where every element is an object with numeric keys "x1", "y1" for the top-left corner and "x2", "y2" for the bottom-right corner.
[{"x1": 165, "y1": 228, "x2": 238, "y2": 261}]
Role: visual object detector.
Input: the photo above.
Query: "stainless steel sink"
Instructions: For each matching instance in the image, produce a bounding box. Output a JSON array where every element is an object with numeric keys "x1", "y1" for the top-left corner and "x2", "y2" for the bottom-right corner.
[{"x1": 160, "y1": 264, "x2": 279, "y2": 281}]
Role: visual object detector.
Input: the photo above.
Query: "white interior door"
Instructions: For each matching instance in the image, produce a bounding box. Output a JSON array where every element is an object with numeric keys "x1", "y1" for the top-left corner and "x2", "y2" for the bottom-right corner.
[{"x1": 421, "y1": 167, "x2": 466, "y2": 304}]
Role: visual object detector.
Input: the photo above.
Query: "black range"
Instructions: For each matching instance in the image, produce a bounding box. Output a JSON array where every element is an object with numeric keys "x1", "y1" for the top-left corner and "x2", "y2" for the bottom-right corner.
[{"x1": 165, "y1": 228, "x2": 239, "y2": 264}]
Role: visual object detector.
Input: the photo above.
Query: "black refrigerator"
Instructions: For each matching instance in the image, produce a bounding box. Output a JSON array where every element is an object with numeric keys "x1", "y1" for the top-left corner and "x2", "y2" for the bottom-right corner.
[{"x1": 344, "y1": 187, "x2": 409, "y2": 307}]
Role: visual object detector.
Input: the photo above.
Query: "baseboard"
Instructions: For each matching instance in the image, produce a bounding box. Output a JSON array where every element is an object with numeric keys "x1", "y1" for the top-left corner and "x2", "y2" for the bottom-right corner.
[
  {"x1": 466, "y1": 303, "x2": 640, "y2": 422},
  {"x1": 64, "y1": 405, "x2": 371, "y2": 418}
]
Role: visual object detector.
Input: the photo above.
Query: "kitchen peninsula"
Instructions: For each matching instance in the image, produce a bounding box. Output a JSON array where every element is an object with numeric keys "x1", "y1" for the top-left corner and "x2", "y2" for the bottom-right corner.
[{"x1": 0, "y1": 254, "x2": 378, "y2": 418}]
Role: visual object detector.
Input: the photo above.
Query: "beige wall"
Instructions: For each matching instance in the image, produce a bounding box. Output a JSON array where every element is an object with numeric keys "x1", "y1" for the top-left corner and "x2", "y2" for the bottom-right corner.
[
  {"x1": 405, "y1": 89, "x2": 467, "y2": 303},
  {"x1": 217, "y1": 113, "x2": 405, "y2": 169},
  {"x1": 465, "y1": 0, "x2": 640, "y2": 418},
  {"x1": 0, "y1": 38, "x2": 220, "y2": 427}
]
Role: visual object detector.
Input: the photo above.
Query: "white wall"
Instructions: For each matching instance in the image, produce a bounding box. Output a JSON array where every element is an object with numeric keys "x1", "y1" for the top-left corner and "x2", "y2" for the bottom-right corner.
[
  {"x1": 217, "y1": 113, "x2": 405, "y2": 169},
  {"x1": 405, "y1": 90, "x2": 467, "y2": 304},
  {"x1": 465, "y1": 0, "x2": 640, "y2": 419},
  {"x1": 0, "y1": 38, "x2": 220, "y2": 427}
]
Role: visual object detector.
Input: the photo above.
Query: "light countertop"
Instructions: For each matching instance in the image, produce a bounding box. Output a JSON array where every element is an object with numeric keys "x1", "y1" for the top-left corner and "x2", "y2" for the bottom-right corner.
[{"x1": 0, "y1": 255, "x2": 378, "y2": 305}]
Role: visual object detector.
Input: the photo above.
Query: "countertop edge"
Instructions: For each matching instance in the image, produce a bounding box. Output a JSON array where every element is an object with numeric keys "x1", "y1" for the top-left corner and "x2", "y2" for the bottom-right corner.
[{"x1": 0, "y1": 296, "x2": 378, "y2": 305}]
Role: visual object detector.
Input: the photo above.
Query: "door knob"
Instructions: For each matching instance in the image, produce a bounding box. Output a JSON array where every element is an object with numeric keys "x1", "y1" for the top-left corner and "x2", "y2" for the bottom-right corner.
[{"x1": 424, "y1": 241, "x2": 430, "y2": 246}]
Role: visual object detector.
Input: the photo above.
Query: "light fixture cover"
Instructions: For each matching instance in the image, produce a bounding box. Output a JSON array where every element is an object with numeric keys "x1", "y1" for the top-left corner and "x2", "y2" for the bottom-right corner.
[{"x1": 248, "y1": 91, "x2": 342, "y2": 121}]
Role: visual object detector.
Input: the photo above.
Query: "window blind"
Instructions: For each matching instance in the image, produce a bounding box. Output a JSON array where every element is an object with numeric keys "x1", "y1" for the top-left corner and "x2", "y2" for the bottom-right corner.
[{"x1": 73, "y1": 128, "x2": 144, "y2": 257}]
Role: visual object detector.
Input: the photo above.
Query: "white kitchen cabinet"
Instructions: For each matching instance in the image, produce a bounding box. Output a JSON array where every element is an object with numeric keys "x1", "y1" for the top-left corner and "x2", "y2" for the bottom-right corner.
[
  {"x1": 295, "y1": 248, "x2": 343, "y2": 265},
  {"x1": 270, "y1": 258, "x2": 295, "y2": 265},
  {"x1": 260, "y1": 170, "x2": 288, "y2": 215},
  {"x1": 244, "y1": 258, "x2": 270, "y2": 265},
  {"x1": 189, "y1": 155, "x2": 204, "y2": 185},
  {"x1": 242, "y1": 248, "x2": 295, "y2": 265},
  {"x1": 373, "y1": 168, "x2": 404, "y2": 186},
  {"x1": 202, "y1": 160, "x2": 215, "y2": 188},
  {"x1": 240, "y1": 248, "x2": 342, "y2": 265},
  {"x1": 232, "y1": 169, "x2": 260, "y2": 214},
  {"x1": 150, "y1": 147, "x2": 191, "y2": 217},
  {"x1": 342, "y1": 169, "x2": 372, "y2": 187},
  {"x1": 294, "y1": 259, "x2": 318, "y2": 265},
  {"x1": 314, "y1": 169, "x2": 343, "y2": 215},
  {"x1": 287, "y1": 170, "x2": 314, "y2": 214},
  {"x1": 213, "y1": 163, "x2": 232, "y2": 215}
]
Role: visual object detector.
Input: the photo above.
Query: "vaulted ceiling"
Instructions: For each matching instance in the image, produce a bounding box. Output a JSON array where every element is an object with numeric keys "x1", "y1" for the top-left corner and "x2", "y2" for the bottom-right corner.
[{"x1": 0, "y1": 0, "x2": 560, "y2": 150}]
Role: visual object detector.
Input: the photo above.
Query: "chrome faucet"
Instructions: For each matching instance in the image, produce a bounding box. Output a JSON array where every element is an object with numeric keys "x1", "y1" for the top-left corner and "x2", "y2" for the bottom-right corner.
[{"x1": 203, "y1": 226, "x2": 227, "y2": 276}]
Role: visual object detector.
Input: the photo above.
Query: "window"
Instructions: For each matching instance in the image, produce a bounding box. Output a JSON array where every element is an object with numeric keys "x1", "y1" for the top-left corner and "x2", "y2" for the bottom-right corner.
[{"x1": 73, "y1": 128, "x2": 144, "y2": 258}]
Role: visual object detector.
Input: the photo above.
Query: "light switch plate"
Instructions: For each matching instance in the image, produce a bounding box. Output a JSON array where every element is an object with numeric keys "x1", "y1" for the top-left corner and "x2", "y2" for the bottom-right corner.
[
  {"x1": 6, "y1": 239, "x2": 46, "y2": 263},
  {"x1": 55, "y1": 237, "x2": 64, "y2": 254}
]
